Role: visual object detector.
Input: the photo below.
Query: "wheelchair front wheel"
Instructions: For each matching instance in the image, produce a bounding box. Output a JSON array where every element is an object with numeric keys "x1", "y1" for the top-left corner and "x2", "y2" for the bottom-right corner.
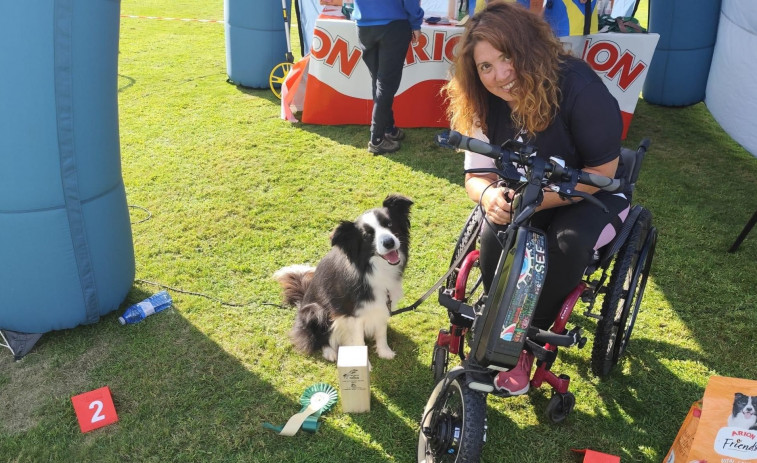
[
  {"x1": 418, "y1": 368, "x2": 487, "y2": 463},
  {"x1": 545, "y1": 390, "x2": 575, "y2": 424},
  {"x1": 591, "y1": 208, "x2": 653, "y2": 377}
]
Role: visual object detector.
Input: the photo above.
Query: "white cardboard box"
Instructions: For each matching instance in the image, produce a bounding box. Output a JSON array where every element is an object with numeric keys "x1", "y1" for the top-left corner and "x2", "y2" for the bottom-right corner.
[{"x1": 337, "y1": 346, "x2": 370, "y2": 413}]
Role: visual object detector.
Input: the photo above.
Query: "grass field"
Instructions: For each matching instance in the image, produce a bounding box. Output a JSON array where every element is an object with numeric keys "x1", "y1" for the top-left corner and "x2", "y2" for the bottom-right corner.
[{"x1": 1, "y1": 1, "x2": 756, "y2": 462}]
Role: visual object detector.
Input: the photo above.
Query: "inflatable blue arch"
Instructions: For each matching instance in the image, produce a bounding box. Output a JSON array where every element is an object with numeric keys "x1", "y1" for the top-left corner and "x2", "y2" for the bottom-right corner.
[
  {"x1": 0, "y1": 0, "x2": 134, "y2": 357},
  {"x1": 224, "y1": 0, "x2": 292, "y2": 88}
]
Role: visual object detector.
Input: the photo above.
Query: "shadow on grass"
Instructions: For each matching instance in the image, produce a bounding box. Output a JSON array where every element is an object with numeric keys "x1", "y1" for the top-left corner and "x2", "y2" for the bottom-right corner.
[
  {"x1": 477, "y1": 335, "x2": 704, "y2": 461},
  {"x1": 624, "y1": 101, "x2": 757, "y2": 370},
  {"x1": 229, "y1": 82, "x2": 281, "y2": 103},
  {"x1": 0, "y1": 285, "x2": 397, "y2": 463},
  {"x1": 294, "y1": 122, "x2": 467, "y2": 187}
]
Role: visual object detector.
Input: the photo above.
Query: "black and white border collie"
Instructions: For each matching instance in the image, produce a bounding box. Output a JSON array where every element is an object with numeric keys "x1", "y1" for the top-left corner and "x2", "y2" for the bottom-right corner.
[
  {"x1": 728, "y1": 392, "x2": 757, "y2": 429},
  {"x1": 274, "y1": 194, "x2": 413, "y2": 362}
]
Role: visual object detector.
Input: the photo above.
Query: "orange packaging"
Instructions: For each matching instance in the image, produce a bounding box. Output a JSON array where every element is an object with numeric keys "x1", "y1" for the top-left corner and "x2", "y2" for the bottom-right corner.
[
  {"x1": 663, "y1": 401, "x2": 702, "y2": 462},
  {"x1": 679, "y1": 375, "x2": 757, "y2": 463}
]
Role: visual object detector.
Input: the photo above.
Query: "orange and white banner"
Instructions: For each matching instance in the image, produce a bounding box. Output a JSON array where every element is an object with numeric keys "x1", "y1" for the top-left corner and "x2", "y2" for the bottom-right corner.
[
  {"x1": 561, "y1": 32, "x2": 659, "y2": 139},
  {"x1": 301, "y1": 15, "x2": 460, "y2": 127},
  {"x1": 287, "y1": 11, "x2": 659, "y2": 138}
]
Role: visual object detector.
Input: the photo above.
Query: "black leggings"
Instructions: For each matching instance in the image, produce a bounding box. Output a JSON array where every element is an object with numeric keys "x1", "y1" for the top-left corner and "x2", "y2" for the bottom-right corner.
[
  {"x1": 357, "y1": 20, "x2": 412, "y2": 143},
  {"x1": 479, "y1": 194, "x2": 630, "y2": 330}
]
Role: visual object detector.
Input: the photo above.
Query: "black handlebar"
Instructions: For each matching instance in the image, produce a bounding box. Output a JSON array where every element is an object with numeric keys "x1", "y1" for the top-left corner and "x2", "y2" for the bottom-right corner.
[
  {"x1": 446, "y1": 130, "x2": 625, "y2": 193},
  {"x1": 447, "y1": 130, "x2": 506, "y2": 160}
]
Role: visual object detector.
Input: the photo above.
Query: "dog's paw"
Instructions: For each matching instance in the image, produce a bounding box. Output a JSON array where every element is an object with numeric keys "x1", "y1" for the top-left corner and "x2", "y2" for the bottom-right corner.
[
  {"x1": 377, "y1": 347, "x2": 396, "y2": 360},
  {"x1": 322, "y1": 346, "x2": 337, "y2": 362}
]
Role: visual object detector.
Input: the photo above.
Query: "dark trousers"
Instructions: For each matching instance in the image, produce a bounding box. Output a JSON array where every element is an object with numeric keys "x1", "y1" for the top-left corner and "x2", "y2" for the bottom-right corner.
[
  {"x1": 479, "y1": 194, "x2": 630, "y2": 330},
  {"x1": 357, "y1": 20, "x2": 411, "y2": 143}
]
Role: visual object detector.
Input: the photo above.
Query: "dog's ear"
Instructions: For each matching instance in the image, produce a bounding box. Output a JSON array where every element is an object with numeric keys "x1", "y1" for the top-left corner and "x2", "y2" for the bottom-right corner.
[
  {"x1": 330, "y1": 220, "x2": 361, "y2": 257},
  {"x1": 383, "y1": 194, "x2": 413, "y2": 225}
]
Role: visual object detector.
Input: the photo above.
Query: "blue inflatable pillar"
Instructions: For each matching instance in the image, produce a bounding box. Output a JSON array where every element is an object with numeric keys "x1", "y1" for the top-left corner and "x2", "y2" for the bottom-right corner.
[
  {"x1": 0, "y1": 0, "x2": 134, "y2": 335},
  {"x1": 642, "y1": 0, "x2": 722, "y2": 106},
  {"x1": 225, "y1": 0, "x2": 292, "y2": 88}
]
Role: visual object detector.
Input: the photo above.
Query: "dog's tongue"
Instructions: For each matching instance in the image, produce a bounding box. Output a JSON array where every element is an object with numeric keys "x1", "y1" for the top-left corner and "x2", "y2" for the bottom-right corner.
[{"x1": 382, "y1": 250, "x2": 400, "y2": 265}]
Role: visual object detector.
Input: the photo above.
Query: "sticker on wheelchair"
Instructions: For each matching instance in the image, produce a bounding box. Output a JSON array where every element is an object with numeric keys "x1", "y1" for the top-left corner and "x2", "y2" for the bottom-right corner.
[
  {"x1": 500, "y1": 323, "x2": 516, "y2": 341},
  {"x1": 499, "y1": 232, "x2": 547, "y2": 343}
]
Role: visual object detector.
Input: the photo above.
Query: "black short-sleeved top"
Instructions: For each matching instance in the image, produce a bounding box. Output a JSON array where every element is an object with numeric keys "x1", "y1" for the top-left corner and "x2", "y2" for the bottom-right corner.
[{"x1": 482, "y1": 55, "x2": 623, "y2": 176}]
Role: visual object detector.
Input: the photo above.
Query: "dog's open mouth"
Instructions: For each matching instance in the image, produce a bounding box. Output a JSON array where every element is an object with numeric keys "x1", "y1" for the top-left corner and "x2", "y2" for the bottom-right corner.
[
  {"x1": 381, "y1": 250, "x2": 401, "y2": 265},
  {"x1": 745, "y1": 410, "x2": 755, "y2": 418}
]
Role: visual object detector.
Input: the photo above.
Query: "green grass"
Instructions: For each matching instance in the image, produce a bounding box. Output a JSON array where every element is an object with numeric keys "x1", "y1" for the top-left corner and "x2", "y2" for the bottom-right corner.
[{"x1": 2, "y1": 1, "x2": 756, "y2": 462}]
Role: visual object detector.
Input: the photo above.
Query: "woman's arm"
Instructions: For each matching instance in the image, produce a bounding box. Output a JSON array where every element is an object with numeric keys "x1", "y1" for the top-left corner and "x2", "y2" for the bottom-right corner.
[
  {"x1": 537, "y1": 156, "x2": 619, "y2": 211},
  {"x1": 466, "y1": 155, "x2": 619, "y2": 220}
]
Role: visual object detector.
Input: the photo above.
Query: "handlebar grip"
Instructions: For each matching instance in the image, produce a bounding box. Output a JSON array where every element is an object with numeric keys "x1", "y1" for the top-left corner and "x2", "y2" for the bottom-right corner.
[
  {"x1": 578, "y1": 171, "x2": 624, "y2": 192},
  {"x1": 448, "y1": 130, "x2": 501, "y2": 160}
]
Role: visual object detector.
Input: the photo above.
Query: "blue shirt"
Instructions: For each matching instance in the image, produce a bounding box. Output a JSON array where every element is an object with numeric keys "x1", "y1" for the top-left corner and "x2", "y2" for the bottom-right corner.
[{"x1": 352, "y1": 0, "x2": 424, "y2": 30}]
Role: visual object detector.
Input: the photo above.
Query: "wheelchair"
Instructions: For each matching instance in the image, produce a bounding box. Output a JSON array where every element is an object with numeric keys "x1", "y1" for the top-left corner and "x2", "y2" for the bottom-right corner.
[{"x1": 418, "y1": 133, "x2": 657, "y2": 462}]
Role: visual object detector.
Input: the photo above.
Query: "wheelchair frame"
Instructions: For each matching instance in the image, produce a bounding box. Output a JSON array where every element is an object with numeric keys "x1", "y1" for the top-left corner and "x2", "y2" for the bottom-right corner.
[{"x1": 418, "y1": 136, "x2": 657, "y2": 462}]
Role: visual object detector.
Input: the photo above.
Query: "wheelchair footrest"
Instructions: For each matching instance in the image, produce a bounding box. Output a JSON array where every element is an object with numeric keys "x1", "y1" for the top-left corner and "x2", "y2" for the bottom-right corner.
[
  {"x1": 438, "y1": 290, "x2": 476, "y2": 327},
  {"x1": 464, "y1": 366, "x2": 495, "y2": 393},
  {"x1": 526, "y1": 340, "x2": 558, "y2": 365},
  {"x1": 528, "y1": 326, "x2": 586, "y2": 348}
]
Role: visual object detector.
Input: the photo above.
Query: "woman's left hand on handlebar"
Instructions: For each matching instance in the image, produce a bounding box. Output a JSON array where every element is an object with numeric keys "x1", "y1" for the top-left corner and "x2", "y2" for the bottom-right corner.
[{"x1": 483, "y1": 186, "x2": 513, "y2": 225}]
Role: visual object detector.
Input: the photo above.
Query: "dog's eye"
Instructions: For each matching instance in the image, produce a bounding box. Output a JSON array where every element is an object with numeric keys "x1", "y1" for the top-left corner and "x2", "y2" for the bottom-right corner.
[{"x1": 386, "y1": 221, "x2": 392, "y2": 228}]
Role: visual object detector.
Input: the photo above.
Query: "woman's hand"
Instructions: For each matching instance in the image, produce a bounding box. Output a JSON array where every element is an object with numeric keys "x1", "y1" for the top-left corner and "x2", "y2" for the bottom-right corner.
[{"x1": 482, "y1": 186, "x2": 513, "y2": 225}]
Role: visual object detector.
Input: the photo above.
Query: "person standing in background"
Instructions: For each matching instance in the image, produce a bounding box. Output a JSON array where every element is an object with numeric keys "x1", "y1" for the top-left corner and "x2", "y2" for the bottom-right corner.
[{"x1": 351, "y1": 0, "x2": 424, "y2": 154}]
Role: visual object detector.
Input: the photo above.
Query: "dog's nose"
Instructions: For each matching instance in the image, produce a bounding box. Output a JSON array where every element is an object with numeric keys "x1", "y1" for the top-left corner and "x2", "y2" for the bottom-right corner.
[{"x1": 381, "y1": 235, "x2": 397, "y2": 250}]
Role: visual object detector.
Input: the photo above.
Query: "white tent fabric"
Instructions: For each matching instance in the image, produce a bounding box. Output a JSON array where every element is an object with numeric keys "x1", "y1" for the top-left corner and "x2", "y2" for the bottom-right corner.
[
  {"x1": 705, "y1": 0, "x2": 757, "y2": 158},
  {"x1": 297, "y1": 0, "x2": 323, "y2": 56},
  {"x1": 610, "y1": 0, "x2": 638, "y2": 17},
  {"x1": 422, "y1": 0, "x2": 453, "y2": 18}
]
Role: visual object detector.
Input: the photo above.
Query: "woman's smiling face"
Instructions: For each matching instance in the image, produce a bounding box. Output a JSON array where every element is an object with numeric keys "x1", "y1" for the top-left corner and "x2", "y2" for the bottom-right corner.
[{"x1": 473, "y1": 39, "x2": 517, "y2": 104}]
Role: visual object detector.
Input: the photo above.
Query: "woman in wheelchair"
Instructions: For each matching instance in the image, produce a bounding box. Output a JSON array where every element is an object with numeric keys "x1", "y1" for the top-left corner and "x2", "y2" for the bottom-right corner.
[{"x1": 444, "y1": 1, "x2": 631, "y2": 396}]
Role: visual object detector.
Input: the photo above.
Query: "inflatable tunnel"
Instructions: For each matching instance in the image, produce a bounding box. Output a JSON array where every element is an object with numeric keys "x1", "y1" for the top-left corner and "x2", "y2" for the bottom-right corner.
[
  {"x1": 705, "y1": 0, "x2": 757, "y2": 158},
  {"x1": 0, "y1": 0, "x2": 135, "y2": 359},
  {"x1": 642, "y1": 0, "x2": 722, "y2": 106},
  {"x1": 225, "y1": 0, "x2": 292, "y2": 88}
]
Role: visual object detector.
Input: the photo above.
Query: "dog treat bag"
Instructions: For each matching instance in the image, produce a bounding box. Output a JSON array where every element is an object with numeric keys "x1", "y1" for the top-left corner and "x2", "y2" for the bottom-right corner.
[
  {"x1": 663, "y1": 401, "x2": 702, "y2": 463},
  {"x1": 687, "y1": 375, "x2": 757, "y2": 462}
]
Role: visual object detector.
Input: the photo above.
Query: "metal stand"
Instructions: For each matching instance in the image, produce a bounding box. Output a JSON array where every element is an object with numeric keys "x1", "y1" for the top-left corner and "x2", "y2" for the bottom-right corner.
[
  {"x1": 728, "y1": 209, "x2": 757, "y2": 253},
  {"x1": 0, "y1": 330, "x2": 14, "y2": 357}
]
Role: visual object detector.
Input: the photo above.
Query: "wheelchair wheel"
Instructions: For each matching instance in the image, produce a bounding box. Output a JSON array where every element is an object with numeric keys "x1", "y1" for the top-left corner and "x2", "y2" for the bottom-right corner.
[
  {"x1": 418, "y1": 368, "x2": 487, "y2": 463},
  {"x1": 591, "y1": 208, "x2": 653, "y2": 377},
  {"x1": 616, "y1": 224, "x2": 657, "y2": 359},
  {"x1": 446, "y1": 207, "x2": 484, "y2": 290},
  {"x1": 545, "y1": 390, "x2": 575, "y2": 424}
]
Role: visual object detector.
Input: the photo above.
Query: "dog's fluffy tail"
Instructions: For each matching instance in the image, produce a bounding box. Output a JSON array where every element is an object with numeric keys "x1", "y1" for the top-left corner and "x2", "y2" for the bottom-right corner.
[{"x1": 273, "y1": 265, "x2": 316, "y2": 307}]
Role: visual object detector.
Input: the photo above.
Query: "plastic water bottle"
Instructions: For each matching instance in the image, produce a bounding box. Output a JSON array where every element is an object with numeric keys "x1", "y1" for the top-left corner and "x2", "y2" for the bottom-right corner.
[{"x1": 118, "y1": 291, "x2": 173, "y2": 325}]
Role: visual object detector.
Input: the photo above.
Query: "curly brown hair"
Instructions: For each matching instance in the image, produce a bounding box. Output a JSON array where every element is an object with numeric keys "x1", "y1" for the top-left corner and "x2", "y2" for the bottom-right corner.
[{"x1": 444, "y1": 1, "x2": 571, "y2": 137}]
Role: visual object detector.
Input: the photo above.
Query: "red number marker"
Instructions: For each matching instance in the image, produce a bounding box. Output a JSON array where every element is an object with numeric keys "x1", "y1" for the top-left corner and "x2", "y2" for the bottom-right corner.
[{"x1": 71, "y1": 386, "x2": 119, "y2": 433}]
